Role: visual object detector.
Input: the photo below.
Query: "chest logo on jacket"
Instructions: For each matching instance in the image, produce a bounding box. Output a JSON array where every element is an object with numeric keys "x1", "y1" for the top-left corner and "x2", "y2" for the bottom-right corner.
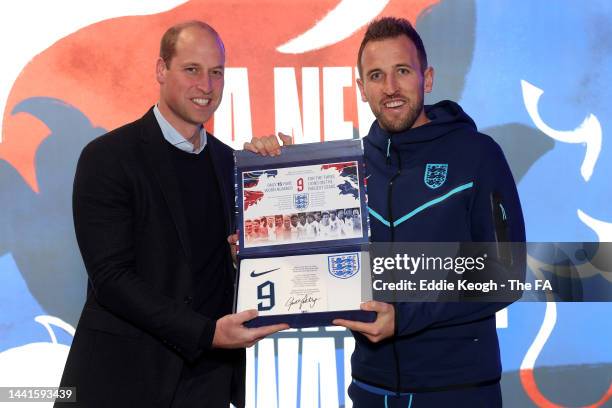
[{"x1": 424, "y1": 164, "x2": 448, "y2": 189}]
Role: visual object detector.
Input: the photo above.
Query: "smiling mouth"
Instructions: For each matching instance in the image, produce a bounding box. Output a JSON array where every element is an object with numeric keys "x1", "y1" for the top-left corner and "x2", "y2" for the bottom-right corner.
[
  {"x1": 192, "y1": 97, "x2": 211, "y2": 106},
  {"x1": 383, "y1": 100, "x2": 405, "y2": 108}
]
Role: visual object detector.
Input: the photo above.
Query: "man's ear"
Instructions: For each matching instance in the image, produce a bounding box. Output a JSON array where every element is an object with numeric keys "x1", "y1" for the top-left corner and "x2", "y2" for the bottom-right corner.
[
  {"x1": 156, "y1": 58, "x2": 168, "y2": 85},
  {"x1": 424, "y1": 66, "x2": 434, "y2": 94},
  {"x1": 356, "y1": 77, "x2": 367, "y2": 102}
]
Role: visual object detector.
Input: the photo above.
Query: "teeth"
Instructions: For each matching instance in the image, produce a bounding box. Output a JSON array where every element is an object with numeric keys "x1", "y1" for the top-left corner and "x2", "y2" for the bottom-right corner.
[
  {"x1": 192, "y1": 98, "x2": 210, "y2": 106},
  {"x1": 385, "y1": 100, "x2": 404, "y2": 108}
]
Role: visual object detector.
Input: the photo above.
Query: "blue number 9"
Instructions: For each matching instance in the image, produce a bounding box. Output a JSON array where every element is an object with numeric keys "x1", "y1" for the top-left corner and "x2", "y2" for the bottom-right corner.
[{"x1": 257, "y1": 281, "x2": 275, "y2": 311}]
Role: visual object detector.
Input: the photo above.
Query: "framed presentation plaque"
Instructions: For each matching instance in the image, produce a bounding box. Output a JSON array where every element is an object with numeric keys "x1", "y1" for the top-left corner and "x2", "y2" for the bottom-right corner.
[{"x1": 234, "y1": 140, "x2": 374, "y2": 328}]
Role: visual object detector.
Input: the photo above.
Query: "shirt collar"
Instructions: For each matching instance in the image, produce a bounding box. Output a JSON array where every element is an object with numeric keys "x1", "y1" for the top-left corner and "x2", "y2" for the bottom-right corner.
[{"x1": 153, "y1": 105, "x2": 208, "y2": 154}]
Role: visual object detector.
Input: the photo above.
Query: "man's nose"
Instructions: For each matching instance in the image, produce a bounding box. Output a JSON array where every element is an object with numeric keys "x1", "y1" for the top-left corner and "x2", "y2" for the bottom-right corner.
[
  {"x1": 196, "y1": 72, "x2": 212, "y2": 93},
  {"x1": 383, "y1": 73, "x2": 399, "y2": 95}
]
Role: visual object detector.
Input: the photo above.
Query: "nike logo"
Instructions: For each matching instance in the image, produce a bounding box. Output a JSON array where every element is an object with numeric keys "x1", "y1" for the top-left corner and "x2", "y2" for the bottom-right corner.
[{"x1": 250, "y1": 267, "x2": 280, "y2": 278}]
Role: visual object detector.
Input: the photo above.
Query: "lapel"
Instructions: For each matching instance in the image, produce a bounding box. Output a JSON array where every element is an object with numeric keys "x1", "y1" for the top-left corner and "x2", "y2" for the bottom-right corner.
[
  {"x1": 138, "y1": 108, "x2": 192, "y2": 265},
  {"x1": 206, "y1": 136, "x2": 234, "y2": 234},
  {"x1": 206, "y1": 135, "x2": 237, "y2": 284}
]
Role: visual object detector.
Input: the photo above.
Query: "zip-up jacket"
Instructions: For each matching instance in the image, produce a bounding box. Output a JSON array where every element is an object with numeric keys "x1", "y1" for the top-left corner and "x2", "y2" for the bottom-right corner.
[{"x1": 352, "y1": 100, "x2": 525, "y2": 392}]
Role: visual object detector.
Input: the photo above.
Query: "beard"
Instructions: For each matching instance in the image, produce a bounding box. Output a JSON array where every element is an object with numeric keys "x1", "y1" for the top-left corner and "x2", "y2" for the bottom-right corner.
[{"x1": 374, "y1": 92, "x2": 424, "y2": 133}]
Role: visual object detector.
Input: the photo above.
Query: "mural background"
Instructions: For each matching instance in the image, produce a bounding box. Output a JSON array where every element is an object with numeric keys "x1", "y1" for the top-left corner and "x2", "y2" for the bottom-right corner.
[{"x1": 1, "y1": 0, "x2": 611, "y2": 406}]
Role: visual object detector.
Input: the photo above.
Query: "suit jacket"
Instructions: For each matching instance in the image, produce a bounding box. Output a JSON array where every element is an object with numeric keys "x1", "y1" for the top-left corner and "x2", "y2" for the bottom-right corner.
[{"x1": 56, "y1": 108, "x2": 244, "y2": 408}]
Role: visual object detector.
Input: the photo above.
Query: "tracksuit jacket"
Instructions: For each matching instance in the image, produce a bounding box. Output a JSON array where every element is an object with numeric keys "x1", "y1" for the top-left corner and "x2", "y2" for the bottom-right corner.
[{"x1": 353, "y1": 100, "x2": 525, "y2": 392}]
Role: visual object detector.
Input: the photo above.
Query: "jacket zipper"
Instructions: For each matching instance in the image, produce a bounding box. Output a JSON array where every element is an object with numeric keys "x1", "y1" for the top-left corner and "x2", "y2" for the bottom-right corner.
[
  {"x1": 386, "y1": 137, "x2": 401, "y2": 241},
  {"x1": 386, "y1": 137, "x2": 403, "y2": 397}
]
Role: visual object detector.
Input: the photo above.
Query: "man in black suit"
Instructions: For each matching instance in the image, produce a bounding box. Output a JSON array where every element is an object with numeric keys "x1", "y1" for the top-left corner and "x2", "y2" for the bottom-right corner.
[{"x1": 56, "y1": 21, "x2": 287, "y2": 408}]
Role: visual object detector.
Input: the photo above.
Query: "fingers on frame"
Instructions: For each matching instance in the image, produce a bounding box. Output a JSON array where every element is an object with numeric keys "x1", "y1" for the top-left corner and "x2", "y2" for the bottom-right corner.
[{"x1": 252, "y1": 138, "x2": 268, "y2": 154}]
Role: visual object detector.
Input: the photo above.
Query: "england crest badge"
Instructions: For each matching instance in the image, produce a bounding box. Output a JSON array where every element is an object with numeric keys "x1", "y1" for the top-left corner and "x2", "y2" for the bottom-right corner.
[
  {"x1": 293, "y1": 193, "x2": 309, "y2": 210},
  {"x1": 328, "y1": 253, "x2": 360, "y2": 279},
  {"x1": 424, "y1": 163, "x2": 448, "y2": 189}
]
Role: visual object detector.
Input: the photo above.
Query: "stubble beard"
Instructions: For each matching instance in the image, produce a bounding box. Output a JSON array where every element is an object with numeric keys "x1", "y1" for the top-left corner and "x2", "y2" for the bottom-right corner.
[{"x1": 375, "y1": 93, "x2": 424, "y2": 133}]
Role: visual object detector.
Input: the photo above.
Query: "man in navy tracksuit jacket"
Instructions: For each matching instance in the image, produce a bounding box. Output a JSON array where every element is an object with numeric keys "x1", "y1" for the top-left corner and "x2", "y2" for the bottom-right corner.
[{"x1": 332, "y1": 18, "x2": 525, "y2": 407}]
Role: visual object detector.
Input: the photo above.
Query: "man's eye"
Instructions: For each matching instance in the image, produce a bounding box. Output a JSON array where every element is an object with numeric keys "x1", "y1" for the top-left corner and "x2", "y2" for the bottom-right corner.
[
  {"x1": 398, "y1": 68, "x2": 409, "y2": 75},
  {"x1": 370, "y1": 72, "x2": 381, "y2": 81},
  {"x1": 211, "y1": 69, "x2": 224, "y2": 78},
  {"x1": 185, "y1": 67, "x2": 198, "y2": 74}
]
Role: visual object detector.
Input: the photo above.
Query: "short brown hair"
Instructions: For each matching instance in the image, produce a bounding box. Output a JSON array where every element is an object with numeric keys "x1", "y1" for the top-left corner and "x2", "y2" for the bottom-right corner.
[
  {"x1": 357, "y1": 17, "x2": 428, "y2": 76},
  {"x1": 159, "y1": 20, "x2": 224, "y2": 67}
]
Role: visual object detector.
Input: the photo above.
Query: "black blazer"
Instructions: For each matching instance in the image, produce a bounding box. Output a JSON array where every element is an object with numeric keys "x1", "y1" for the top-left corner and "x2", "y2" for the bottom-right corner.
[{"x1": 56, "y1": 109, "x2": 244, "y2": 407}]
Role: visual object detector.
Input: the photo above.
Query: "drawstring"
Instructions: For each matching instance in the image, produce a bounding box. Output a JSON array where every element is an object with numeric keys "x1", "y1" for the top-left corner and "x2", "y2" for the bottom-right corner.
[
  {"x1": 386, "y1": 138, "x2": 391, "y2": 165},
  {"x1": 499, "y1": 202, "x2": 507, "y2": 220},
  {"x1": 384, "y1": 393, "x2": 413, "y2": 408}
]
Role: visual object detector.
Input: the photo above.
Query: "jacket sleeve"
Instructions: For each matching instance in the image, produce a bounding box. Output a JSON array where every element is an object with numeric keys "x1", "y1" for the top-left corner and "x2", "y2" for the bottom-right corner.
[
  {"x1": 73, "y1": 139, "x2": 216, "y2": 362},
  {"x1": 395, "y1": 138, "x2": 525, "y2": 336}
]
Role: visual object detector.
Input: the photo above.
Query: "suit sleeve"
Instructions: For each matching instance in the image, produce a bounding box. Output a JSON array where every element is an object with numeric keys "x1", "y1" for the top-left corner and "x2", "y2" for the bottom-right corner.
[
  {"x1": 395, "y1": 139, "x2": 525, "y2": 336},
  {"x1": 73, "y1": 139, "x2": 215, "y2": 362}
]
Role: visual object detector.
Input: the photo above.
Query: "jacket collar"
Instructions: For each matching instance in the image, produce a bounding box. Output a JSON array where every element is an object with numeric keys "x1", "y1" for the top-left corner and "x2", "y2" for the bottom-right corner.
[{"x1": 365, "y1": 100, "x2": 477, "y2": 153}]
